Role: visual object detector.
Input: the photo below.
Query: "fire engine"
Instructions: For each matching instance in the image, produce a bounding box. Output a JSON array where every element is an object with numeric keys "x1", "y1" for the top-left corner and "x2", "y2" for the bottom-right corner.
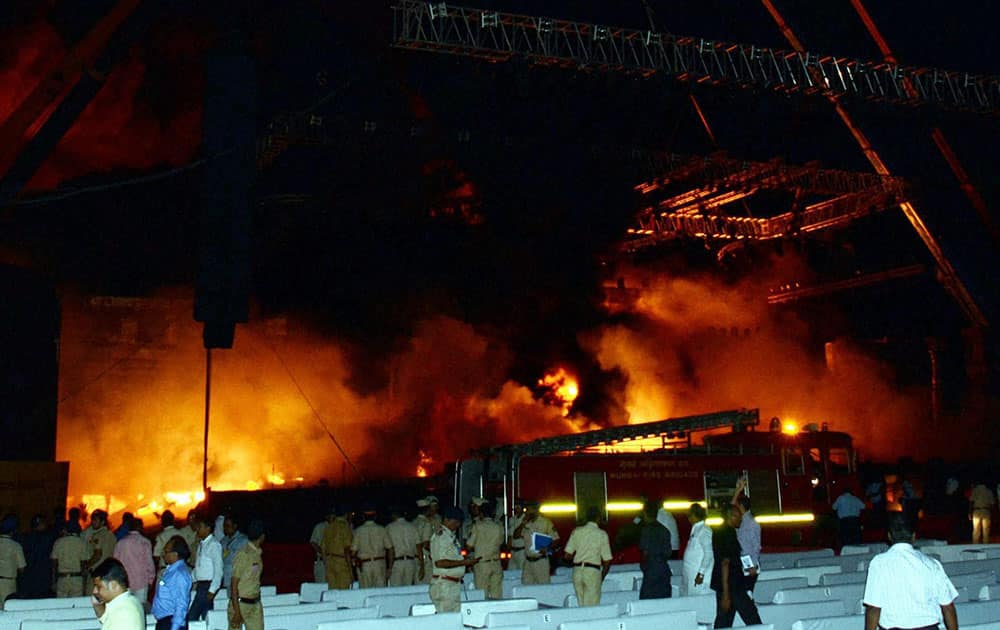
[{"x1": 453, "y1": 409, "x2": 857, "y2": 555}]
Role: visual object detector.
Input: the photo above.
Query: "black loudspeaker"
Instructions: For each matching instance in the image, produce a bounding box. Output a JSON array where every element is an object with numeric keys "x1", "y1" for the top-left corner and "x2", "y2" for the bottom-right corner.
[
  {"x1": 194, "y1": 42, "x2": 256, "y2": 349},
  {"x1": 0, "y1": 265, "x2": 59, "y2": 461}
]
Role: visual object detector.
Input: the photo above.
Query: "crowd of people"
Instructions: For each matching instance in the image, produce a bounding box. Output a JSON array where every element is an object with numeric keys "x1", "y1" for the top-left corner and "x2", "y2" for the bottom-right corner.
[
  {"x1": 298, "y1": 481, "x2": 764, "y2": 627},
  {"x1": 0, "y1": 508, "x2": 267, "y2": 630},
  {"x1": 0, "y1": 472, "x2": 994, "y2": 630}
]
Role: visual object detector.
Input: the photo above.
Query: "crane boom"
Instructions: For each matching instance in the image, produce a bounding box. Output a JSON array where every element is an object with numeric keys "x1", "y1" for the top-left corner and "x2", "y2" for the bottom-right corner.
[{"x1": 392, "y1": 1, "x2": 999, "y2": 115}]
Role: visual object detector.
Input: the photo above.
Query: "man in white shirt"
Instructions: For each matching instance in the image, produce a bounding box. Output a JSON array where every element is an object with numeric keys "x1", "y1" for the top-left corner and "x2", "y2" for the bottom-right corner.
[
  {"x1": 309, "y1": 511, "x2": 331, "y2": 583},
  {"x1": 91, "y1": 559, "x2": 145, "y2": 630},
  {"x1": 863, "y1": 513, "x2": 958, "y2": 630},
  {"x1": 655, "y1": 502, "x2": 681, "y2": 557},
  {"x1": 187, "y1": 518, "x2": 223, "y2": 622},
  {"x1": 683, "y1": 503, "x2": 714, "y2": 596}
]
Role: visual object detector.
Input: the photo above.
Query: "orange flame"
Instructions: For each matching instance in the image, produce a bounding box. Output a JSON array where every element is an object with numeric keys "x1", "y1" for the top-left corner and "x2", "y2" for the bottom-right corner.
[
  {"x1": 537, "y1": 368, "x2": 579, "y2": 417},
  {"x1": 415, "y1": 449, "x2": 433, "y2": 478}
]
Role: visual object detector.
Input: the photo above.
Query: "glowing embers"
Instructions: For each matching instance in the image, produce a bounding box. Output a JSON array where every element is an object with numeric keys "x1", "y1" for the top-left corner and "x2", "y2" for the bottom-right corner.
[
  {"x1": 415, "y1": 449, "x2": 433, "y2": 478},
  {"x1": 76, "y1": 490, "x2": 207, "y2": 520},
  {"x1": 537, "y1": 367, "x2": 580, "y2": 417}
]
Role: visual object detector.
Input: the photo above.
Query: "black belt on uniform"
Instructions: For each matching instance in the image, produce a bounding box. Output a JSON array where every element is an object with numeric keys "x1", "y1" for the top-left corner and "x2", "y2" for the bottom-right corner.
[
  {"x1": 196, "y1": 580, "x2": 211, "y2": 585},
  {"x1": 397, "y1": 555, "x2": 416, "y2": 560},
  {"x1": 0, "y1": 575, "x2": 16, "y2": 580},
  {"x1": 525, "y1": 556, "x2": 546, "y2": 562},
  {"x1": 476, "y1": 557, "x2": 499, "y2": 563},
  {"x1": 512, "y1": 545, "x2": 525, "y2": 550},
  {"x1": 432, "y1": 574, "x2": 462, "y2": 583},
  {"x1": 58, "y1": 572, "x2": 83, "y2": 577},
  {"x1": 238, "y1": 597, "x2": 260, "y2": 604},
  {"x1": 360, "y1": 556, "x2": 385, "y2": 563},
  {"x1": 574, "y1": 562, "x2": 601, "y2": 570}
]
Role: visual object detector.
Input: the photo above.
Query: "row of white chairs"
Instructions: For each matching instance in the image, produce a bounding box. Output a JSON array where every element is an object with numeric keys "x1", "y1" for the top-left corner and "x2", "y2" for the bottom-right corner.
[{"x1": 7, "y1": 543, "x2": 1000, "y2": 630}]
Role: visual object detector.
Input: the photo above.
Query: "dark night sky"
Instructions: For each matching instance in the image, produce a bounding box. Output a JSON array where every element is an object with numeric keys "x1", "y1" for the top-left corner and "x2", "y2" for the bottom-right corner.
[{"x1": 1, "y1": 0, "x2": 997, "y2": 432}]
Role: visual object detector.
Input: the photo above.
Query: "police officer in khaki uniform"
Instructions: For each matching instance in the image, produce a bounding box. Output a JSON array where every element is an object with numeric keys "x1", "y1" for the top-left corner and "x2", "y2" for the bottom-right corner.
[
  {"x1": 430, "y1": 506, "x2": 476, "y2": 613},
  {"x1": 516, "y1": 501, "x2": 559, "y2": 584},
  {"x1": 50, "y1": 522, "x2": 91, "y2": 597},
  {"x1": 0, "y1": 516, "x2": 26, "y2": 609},
  {"x1": 415, "y1": 497, "x2": 440, "y2": 584},
  {"x1": 227, "y1": 520, "x2": 265, "y2": 630},
  {"x1": 88, "y1": 511, "x2": 117, "y2": 573},
  {"x1": 351, "y1": 508, "x2": 391, "y2": 588},
  {"x1": 385, "y1": 507, "x2": 419, "y2": 586},
  {"x1": 564, "y1": 507, "x2": 612, "y2": 606},
  {"x1": 508, "y1": 500, "x2": 526, "y2": 570},
  {"x1": 321, "y1": 505, "x2": 353, "y2": 590},
  {"x1": 466, "y1": 501, "x2": 504, "y2": 599},
  {"x1": 461, "y1": 497, "x2": 484, "y2": 545}
]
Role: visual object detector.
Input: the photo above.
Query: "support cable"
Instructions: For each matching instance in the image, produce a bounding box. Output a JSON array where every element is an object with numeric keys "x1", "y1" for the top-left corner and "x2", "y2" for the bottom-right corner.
[
  {"x1": 258, "y1": 334, "x2": 366, "y2": 482},
  {"x1": 759, "y1": 0, "x2": 987, "y2": 327}
]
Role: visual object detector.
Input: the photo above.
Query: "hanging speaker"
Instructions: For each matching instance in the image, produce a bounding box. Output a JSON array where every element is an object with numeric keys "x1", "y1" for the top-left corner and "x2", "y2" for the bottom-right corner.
[{"x1": 194, "y1": 41, "x2": 257, "y2": 349}]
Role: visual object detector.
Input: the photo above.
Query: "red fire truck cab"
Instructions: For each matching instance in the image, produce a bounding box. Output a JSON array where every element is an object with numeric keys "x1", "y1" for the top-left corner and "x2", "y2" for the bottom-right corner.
[{"x1": 454, "y1": 409, "x2": 857, "y2": 558}]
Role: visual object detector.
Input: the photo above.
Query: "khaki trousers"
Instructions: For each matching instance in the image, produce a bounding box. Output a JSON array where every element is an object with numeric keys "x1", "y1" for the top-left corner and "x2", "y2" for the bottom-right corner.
[
  {"x1": 358, "y1": 559, "x2": 386, "y2": 588},
  {"x1": 572, "y1": 566, "x2": 602, "y2": 606},
  {"x1": 0, "y1": 577, "x2": 16, "y2": 609},
  {"x1": 227, "y1": 599, "x2": 263, "y2": 630},
  {"x1": 56, "y1": 576, "x2": 83, "y2": 598},
  {"x1": 521, "y1": 557, "x2": 550, "y2": 584},
  {"x1": 429, "y1": 578, "x2": 461, "y2": 613},
  {"x1": 972, "y1": 509, "x2": 992, "y2": 544},
  {"x1": 473, "y1": 560, "x2": 502, "y2": 599},
  {"x1": 389, "y1": 558, "x2": 417, "y2": 586},
  {"x1": 509, "y1": 547, "x2": 525, "y2": 570},
  {"x1": 325, "y1": 556, "x2": 353, "y2": 589}
]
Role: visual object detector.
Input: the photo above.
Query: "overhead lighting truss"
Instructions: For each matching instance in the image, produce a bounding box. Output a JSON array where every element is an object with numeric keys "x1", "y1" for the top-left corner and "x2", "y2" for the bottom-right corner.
[
  {"x1": 624, "y1": 153, "x2": 909, "y2": 248},
  {"x1": 392, "y1": 1, "x2": 999, "y2": 115}
]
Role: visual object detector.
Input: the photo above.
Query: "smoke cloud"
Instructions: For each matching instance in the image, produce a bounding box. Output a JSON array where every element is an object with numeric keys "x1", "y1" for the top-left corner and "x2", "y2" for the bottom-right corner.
[{"x1": 583, "y1": 262, "x2": 946, "y2": 462}]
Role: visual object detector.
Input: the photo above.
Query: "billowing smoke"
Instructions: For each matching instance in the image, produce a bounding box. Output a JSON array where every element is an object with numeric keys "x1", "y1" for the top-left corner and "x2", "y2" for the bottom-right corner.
[{"x1": 583, "y1": 260, "x2": 954, "y2": 462}]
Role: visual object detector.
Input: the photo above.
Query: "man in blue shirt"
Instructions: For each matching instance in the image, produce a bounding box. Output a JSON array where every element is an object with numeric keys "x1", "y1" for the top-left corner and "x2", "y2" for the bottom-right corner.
[
  {"x1": 732, "y1": 479, "x2": 761, "y2": 596},
  {"x1": 114, "y1": 514, "x2": 134, "y2": 542},
  {"x1": 220, "y1": 516, "x2": 248, "y2": 590},
  {"x1": 152, "y1": 537, "x2": 192, "y2": 630},
  {"x1": 832, "y1": 488, "x2": 866, "y2": 546}
]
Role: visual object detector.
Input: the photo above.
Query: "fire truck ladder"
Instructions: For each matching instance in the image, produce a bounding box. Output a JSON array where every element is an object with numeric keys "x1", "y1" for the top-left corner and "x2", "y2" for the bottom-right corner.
[
  {"x1": 392, "y1": 1, "x2": 999, "y2": 115},
  {"x1": 490, "y1": 408, "x2": 759, "y2": 459}
]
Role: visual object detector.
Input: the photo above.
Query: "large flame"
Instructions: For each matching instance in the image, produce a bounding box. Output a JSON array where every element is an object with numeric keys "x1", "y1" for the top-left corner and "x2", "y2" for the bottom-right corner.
[
  {"x1": 56, "y1": 253, "x2": 981, "y2": 515},
  {"x1": 57, "y1": 291, "x2": 586, "y2": 513},
  {"x1": 537, "y1": 368, "x2": 579, "y2": 417}
]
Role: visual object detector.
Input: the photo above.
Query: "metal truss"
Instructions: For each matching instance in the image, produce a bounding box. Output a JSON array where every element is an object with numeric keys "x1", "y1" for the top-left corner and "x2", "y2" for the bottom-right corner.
[
  {"x1": 627, "y1": 189, "x2": 899, "y2": 247},
  {"x1": 636, "y1": 152, "x2": 907, "y2": 199},
  {"x1": 392, "y1": 1, "x2": 999, "y2": 115},
  {"x1": 625, "y1": 154, "x2": 908, "y2": 247},
  {"x1": 766, "y1": 264, "x2": 926, "y2": 304}
]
